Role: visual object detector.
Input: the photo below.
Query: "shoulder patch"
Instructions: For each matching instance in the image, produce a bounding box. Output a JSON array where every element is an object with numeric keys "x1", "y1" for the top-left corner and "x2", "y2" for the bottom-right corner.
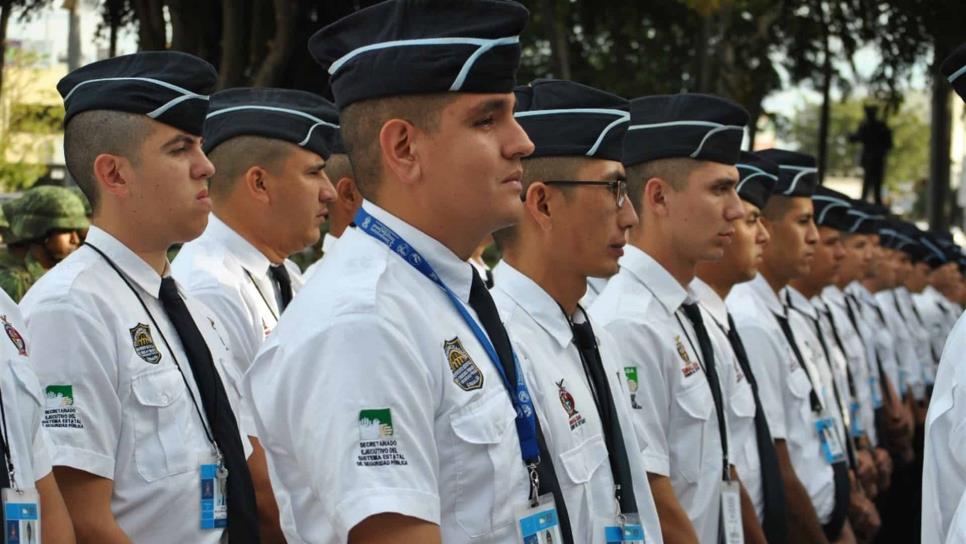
[
  {"x1": 130, "y1": 323, "x2": 162, "y2": 364},
  {"x1": 444, "y1": 337, "x2": 484, "y2": 391}
]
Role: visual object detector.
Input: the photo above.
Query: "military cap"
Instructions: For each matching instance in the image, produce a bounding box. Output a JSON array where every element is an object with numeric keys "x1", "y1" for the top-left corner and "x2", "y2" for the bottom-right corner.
[
  {"x1": 204, "y1": 88, "x2": 340, "y2": 160},
  {"x1": 755, "y1": 149, "x2": 819, "y2": 197},
  {"x1": 309, "y1": 0, "x2": 529, "y2": 109},
  {"x1": 58, "y1": 51, "x2": 217, "y2": 136},
  {"x1": 811, "y1": 186, "x2": 853, "y2": 231},
  {"x1": 8, "y1": 186, "x2": 89, "y2": 243},
  {"x1": 920, "y1": 233, "x2": 951, "y2": 268},
  {"x1": 735, "y1": 151, "x2": 777, "y2": 209},
  {"x1": 843, "y1": 200, "x2": 884, "y2": 235},
  {"x1": 623, "y1": 93, "x2": 748, "y2": 167},
  {"x1": 513, "y1": 79, "x2": 628, "y2": 162},
  {"x1": 941, "y1": 43, "x2": 966, "y2": 102}
]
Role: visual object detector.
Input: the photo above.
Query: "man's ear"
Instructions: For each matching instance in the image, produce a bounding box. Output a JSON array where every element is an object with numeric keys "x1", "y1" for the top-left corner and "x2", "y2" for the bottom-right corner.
[
  {"x1": 379, "y1": 119, "x2": 422, "y2": 187},
  {"x1": 243, "y1": 165, "x2": 270, "y2": 204},
  {"x1": 643, "y1": 177, "x2": 671, "y2": 217},
  {"x1": 93, "y1": 153, "x2": 130, "y2": 199},
  {"x1": 523, "y1": 181, "x2": 554, "y2": 232}
]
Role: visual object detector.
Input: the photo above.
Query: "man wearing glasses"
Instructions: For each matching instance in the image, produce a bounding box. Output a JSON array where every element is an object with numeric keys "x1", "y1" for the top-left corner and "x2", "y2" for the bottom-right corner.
[{"x1": 491, "y1": 79, "x2": 662, "y2": 543}]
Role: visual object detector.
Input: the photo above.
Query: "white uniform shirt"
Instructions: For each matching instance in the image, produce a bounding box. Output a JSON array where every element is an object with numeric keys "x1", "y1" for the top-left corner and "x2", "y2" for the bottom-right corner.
[
  {"x1": 915, "y1": 286, "x2": 956, "y2": 367},
  {"x1": 820, "y1": 286, "x2": 877, "y2": 445},
  {"x1": 0, "y1": 291, "x2": 53, "y2": 490},
  {"x1": 896, "y1": 286, "x2": 935, "y2": 387},
  {"x1": 727, "y1": 275, "x2": 837, "y2": 522},
  {"x1": 590, "y1": 246, "x2": 732, "y2": 544},
  {"x1": 579, "y1": 277, "x2": 609, "y2": 309},
  {"x1": 491, "y1": 262, "x2": 663, "y2": 544},
  {"x1": 20, "y1": 226, "x2": 249, "y2": 544},
  {"x1": 923, "y1": 312, "x2": 966, "y2": 543},
  {"x1": 171, "y1": 214, "x2": 303, "y2": 535},
  {"x1": 244, "y1": 202, "x2": 531, "y2": 543},
  {"x1": 691, "y1": 278, "x2": 763, "y2": 520},
  {"x1": 846, "y1": 282, "x2": 899, "y2": 409},
  {"x1": 875, "y1": 289, "x2": 924, "y2": 399},
  {"x1": 302, "y1": 232, "x2": 340, "y2": 282}
]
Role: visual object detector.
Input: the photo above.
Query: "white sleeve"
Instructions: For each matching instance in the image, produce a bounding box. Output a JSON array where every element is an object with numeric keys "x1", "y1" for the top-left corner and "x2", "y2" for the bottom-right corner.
[{"x1": 730, "y1": 319, "x2": 788, "y2": 440}]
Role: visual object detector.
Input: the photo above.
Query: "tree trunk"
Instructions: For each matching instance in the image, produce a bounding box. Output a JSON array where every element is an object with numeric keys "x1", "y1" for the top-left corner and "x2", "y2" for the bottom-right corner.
[
  {"x1": 217, "y1": 0, "x2": 250, "y2": 88},
  {"x1": 747, "y1": 103, "x2": 762, "y2": 151},
  {"x1": 539, "y1": 0, "x2": 570, "y2": 80},
  {"x1": 928, "y1": 42, "x2": 953, "y2": 231},
  {"x1": 166, "y1": 0, "x2": 198, "y2": 54},
  {"x1": 132, "y1": 0, "x2": 166, "y2": 50},
  {"x1": 252, "y1": 0, "x2": 298, "y2": 87},
  {"x1": 693, "y1": 14, "x2": 712, "y2": 92},
  {"x1": 0, "y1": 0, "x2": 12, "y2": 99},
  {"x1": 817, "y1": 29, "x2": 832, "y2": 184}
]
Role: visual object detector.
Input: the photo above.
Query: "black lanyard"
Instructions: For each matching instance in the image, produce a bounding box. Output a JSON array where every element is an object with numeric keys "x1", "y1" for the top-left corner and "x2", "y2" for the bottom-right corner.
[
  {"x1": 0, "y1": 378, "x2": 16, "y2": 489},
  {"x1": 243, "y1": 269, "x2": 280, "y2": 322},
  {"x1": 84, "y1": 242, "x2": 221, "y2": 458}
]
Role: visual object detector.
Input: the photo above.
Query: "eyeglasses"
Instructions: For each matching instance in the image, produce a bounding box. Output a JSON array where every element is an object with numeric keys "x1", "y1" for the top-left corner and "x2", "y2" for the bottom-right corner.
[{"x1": 543, "y1": 179, "x2": 628, "y2": 208}]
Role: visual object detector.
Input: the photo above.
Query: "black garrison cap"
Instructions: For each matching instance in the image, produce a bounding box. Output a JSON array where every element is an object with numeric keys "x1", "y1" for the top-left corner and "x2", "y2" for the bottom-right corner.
[
  {"x1": 203, "y1": 88, "x2": 340, "y2": 160},
  {"x1": 755, "y1": 149, "x2": 819, "y2": 197},
  {"x1": 513, "y1": 79, "x2": 628, "y2": 162},
  {"x1": 623, "y1": 93, "x2": 748, "y2": 167},
  {"x1": 941, "y1": 43, "x2": 966, "y2": 102},
  {"x1": 811, "y1": 186, "x2": 853, "y2": 231},
  {"x1": 920, "y1": 232, "x2": 952, "y2": 268},
  {"x1": 843, "y1": 199, "x2": 884, "y2": 235},
  {"x1": 58, "y1": 51, "x2": 216, "y2": 136},
  {"x1": 309, "y1": 0, "x2": 529, "y2": 109},
  {"x1": 735, "y1": 151, "x2": 777, "y2": 209}
]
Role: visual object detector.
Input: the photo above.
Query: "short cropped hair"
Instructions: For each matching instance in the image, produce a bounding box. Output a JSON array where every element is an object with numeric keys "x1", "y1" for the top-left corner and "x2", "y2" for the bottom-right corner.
[
  {"x1": 206, "y1": 136, "x2": 294, "y2": 200},
  {"x1": 323, "y1": 153, "x2": 353, "y2": 184},
  {"x1": 624, "y1": 157, "x2": 700, "y2": 214},
  {"x1": 64, "y1": 110, "x2": 153, "y2": 211},
  {"x1": 339, "y1": 93, "x2": 456, "y2": 199},
  {"x1": 761, "y1": 194, "x2": 796, "y2": 221}
]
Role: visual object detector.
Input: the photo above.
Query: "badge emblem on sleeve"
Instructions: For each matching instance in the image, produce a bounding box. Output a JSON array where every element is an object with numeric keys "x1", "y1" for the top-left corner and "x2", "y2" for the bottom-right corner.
[
  {"x1": 676, "y1": 335, "x2": 700, "y2": 378},
  {"x1": 1, "y1": 315, "x2": 27, "y2": 356},
  {"x1": 556, "y1": 379, "x2": 586, "y2": 430},
  {"x1": 129, "y1": 323, "x2": 162, "y2": 364},
  {"x1": 444, "y1": 337, "x2": 484, "y2": 391}
]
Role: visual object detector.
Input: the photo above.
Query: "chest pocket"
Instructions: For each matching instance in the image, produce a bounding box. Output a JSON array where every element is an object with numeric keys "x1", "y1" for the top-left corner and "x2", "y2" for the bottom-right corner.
[
  {"x1": 450, "y1": 391, "x2": 518, "y2": 538},
  {"x1": 131, "y1": 367, "x2": 194, "y2": 482},
  {"x1": 558, "y1": 434, "x2": 609, "y2": 486},
  {"x1": 674, "y1": 382, "x2": 713, "y2": 483}
]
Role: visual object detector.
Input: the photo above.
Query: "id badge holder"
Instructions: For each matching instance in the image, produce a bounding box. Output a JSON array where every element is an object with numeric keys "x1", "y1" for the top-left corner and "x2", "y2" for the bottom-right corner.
[
  {"x1": 720, "y1": 481, "x2": 744, "y2": 544},
  {"x1": 814, "y1": 416, "x2": 846, "y2": 464},
  {"x1": 2, "y1": 488, "x2": 40, "y2": 544},
  {"x1": 595, "y1": 513, "x2": 645, "y2": 543},
  {"x1": 515, "y1": 493, "x2": 562, "y2": 544},
  {"x1": 200, "y1": 461, "x2": 229, "y2": 529},
  {"x1": 869, "y1": 376, "x2": 883, "y2": 409},
  {"x1": 849, "y1": 401, "x2": 864, "y2": 439}
]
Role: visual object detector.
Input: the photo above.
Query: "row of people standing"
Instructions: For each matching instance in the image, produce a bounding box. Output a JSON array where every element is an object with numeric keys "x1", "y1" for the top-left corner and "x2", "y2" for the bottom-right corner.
[{"x1": 2, "y1": 0, "x2": 966, "y2": 542}]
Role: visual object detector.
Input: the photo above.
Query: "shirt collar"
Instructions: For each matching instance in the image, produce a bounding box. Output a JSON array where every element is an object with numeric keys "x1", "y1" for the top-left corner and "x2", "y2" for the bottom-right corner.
[
  {"x1": 85, "y1": 226, "x2": 167, "y2": 299},
  {"x1": 362, "y1": 200, "x2": 474, "y2": 303},
  {"x1": 822, "y1": 284, "x2": 846, "y2": 307},
  {"x1": 783, "y1": 285, "x2": 817, "y2": 319},
  {"x1": 690, "y1": 277, "x2": 729, "y2": 331},
  {"x1": 846, "y1": 280, "x2": 873, "y2": 302},
  {"x1": 492, "y1": 261, "x2": 573, "y2": 348},
  {"x1": 322, "y1": 232, "x2": 339, "y2": 254},
  {"x1": 748, "y1": 273, "x2": 785, "y2": 316},
  {"x1": 207, "y1": 214, "x2": 273, "y2": 277},
  {"x1": 620, "y1": 245, "x2": 690, "y2": 315}
]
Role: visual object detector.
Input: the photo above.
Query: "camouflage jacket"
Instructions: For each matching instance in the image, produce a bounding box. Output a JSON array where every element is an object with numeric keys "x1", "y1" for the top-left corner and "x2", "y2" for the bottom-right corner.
[{"x1": 0, "y1": 250, "x2": 45, "y2": 302}]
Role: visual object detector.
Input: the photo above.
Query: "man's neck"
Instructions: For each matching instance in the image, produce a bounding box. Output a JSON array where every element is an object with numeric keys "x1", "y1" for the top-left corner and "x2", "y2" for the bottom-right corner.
[
  {"x1": 92, "y1": 220, "x2": 169, "y2": 275},
  {"x1": 215, "y1": 209, "x2": 286, "y2": 265},
  {"x1": 632, "y1": 233, "x2": 695, "y2": 288},
  {"x1": 789, "y1": 279, "x2": 819, "y2": 299},
  {"x1": 694, "y1": 268, "x2": 733, "y2": 301},
  {"x1": 378, "y1": 200, "x2": 487, "y2": 261},
  {"x1": 759, "y1": 260, "x2": 788, "y2": 296},
  {"x1": 504, "y1": 247, "x2": 584, "y2": 316}
]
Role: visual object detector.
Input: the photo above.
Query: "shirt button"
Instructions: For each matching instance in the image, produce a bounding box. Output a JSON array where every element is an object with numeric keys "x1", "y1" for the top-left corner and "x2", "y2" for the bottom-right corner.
[{"x1": 160, "y1": 394, "x2": 169, "y2": 403}]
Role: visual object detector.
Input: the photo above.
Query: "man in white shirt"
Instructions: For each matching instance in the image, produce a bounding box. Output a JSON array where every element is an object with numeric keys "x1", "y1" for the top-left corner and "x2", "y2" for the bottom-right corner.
[
  {"x1": 22, "y1": 51, "x2": 260, "y2": 543},
  {"x1": 727, "y1": 149, "x2": 845, "y2": 543},
  {"x1": 591, "y1": 93, "x2": 759, "y2": 543},
  {"x1": 693, "y1": 150, "x2": 788, "y2": 543},
  {"x1": 490, "y1": 78, "x2": 663, "y2": 543},
  {"x1": 244, "y1": 2, "x2": 583, "y2": 543}
]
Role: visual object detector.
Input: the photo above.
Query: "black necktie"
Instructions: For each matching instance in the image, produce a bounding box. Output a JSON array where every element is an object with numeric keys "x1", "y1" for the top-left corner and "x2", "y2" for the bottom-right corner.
[
  {"x1": 467, "y1": 269, "x2": 574, "y2": 543},
  {"x1": 158, "y1": 277, "x2": 259, "y2": 543},
  {"x1": 725, "y1": 314, "x2": 788, "y2": 544},
  {"x1": 269, "y1": 264, "x2": 293, "y2": 311},
  {"x1": 774, "y1": 313, "x2": 824, "y2": 413},
  {"x1": 680, "y1": 303, "x2": 729, "y2": 481},
  {"x1": 570, "y1": 316, "x2": 639, "y2": 515}
]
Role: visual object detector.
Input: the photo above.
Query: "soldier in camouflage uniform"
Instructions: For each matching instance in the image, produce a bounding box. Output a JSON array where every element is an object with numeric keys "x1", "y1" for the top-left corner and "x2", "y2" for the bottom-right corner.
[{"x1": 0, "y1": 186, "x2": 89, "y2": 301}]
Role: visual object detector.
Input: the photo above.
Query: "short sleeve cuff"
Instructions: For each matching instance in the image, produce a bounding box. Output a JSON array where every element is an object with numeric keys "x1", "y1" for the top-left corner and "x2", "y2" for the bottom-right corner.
[
  {"x1": 641, "y1": 447, "x2": 670, "y2": 477},
  {"x1": 336, "y1": 488, "x2": 441, "y2": 539},
  {"x1": 31, "y1": 428, "x2": 53, "y2": 480},
  {"x1": 51, "y1": 445, "x2": 114, "y2": 479}
]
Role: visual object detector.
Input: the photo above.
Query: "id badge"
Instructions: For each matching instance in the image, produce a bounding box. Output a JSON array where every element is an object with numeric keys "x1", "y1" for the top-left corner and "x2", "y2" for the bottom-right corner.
[
  {"x1": 2, "y1": 488, "x2": 40, "y2": 544},
  {"x1": 869, "y1": 376, "x2": 883, "y2": 409},
  {"x1": 720, "y1": 481, "x2": 744, "y2": 544},
  {"x1": 595, "y1": 513, "x2": 645, "y2": 543},
  {"x1": 849, "y1": 401, "x2": 864, "y2": 439},
  {"x1": 516, "y1": 494, "x2": 562, "y2": 544},
  {"x1": 200, "y1": 463, "x2": 228, "y2": 529},
  {"x1": 814, "y1": 416, "x2": 846, "y2": 463}
]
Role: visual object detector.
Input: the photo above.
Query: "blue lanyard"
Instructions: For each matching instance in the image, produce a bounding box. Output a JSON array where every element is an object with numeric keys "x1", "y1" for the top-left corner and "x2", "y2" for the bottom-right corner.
[{"x1": 354, "y1": 207, "x2": 541, "y2": 465}]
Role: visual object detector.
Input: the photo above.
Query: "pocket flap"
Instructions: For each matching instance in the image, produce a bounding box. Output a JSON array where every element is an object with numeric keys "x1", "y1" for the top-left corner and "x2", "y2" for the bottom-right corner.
[
  {"x1": 132, "y1": 368, "x2": 185, "y2": 408},
  {"x1": 787, "y1": 367, "x2": 813, "y2": 399},
  {"x1": 558, "y1": 435, "x2": 609, "y2": 485},
  {"x1": 730, "y1": 383, "x2": 756, "y2": 418},
  {"x1": 676, "y1": 382, "x2": 713, "y2": 420},
  {"x1": 450, "y1": 392, "x2": 517, "y2": 445}
]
